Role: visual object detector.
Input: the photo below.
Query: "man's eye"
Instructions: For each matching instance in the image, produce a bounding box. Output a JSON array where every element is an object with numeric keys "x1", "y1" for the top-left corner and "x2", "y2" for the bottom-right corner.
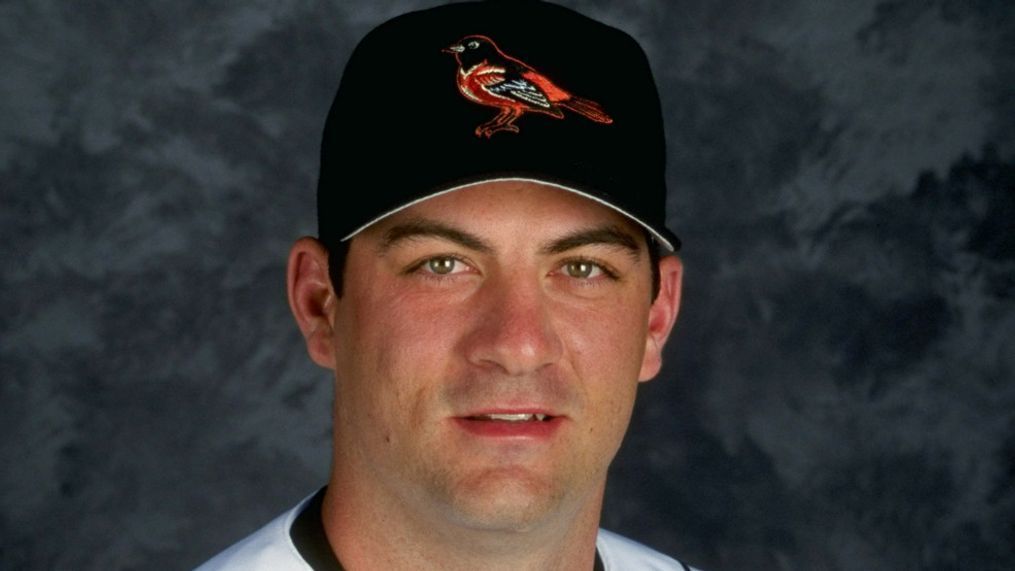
[
  {"x1": 425, "y1": 256, "x2": 465, "y2": 275},
  {"x1": 562, "y1": 260, "x2": 603, "y2": 279}
]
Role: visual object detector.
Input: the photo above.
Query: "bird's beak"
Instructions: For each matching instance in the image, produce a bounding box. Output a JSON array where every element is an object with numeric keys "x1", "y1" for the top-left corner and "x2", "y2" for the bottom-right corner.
[{"x1": 442, "y1": 44, "x2": 465, "y2": 54}]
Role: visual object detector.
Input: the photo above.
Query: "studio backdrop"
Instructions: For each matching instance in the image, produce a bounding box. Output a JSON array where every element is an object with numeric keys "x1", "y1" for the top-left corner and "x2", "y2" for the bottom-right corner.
[{"x1": 1, "y1": 1, "x2": 1012, "y2": 570}]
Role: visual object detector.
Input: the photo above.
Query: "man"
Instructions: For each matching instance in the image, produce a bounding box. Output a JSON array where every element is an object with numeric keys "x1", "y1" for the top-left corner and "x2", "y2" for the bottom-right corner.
[{"x1": 198, "y1": 0, "x2": 695, "y2": 569}]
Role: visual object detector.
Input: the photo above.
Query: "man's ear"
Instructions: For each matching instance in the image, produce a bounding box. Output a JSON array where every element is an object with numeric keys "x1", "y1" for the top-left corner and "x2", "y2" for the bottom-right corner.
[
  {"x1": 287, "y1": 237, "x2": 338, "y2": 370},
  {"x1": 638, "y1": 255, "x2": 683, "y2": 382}
]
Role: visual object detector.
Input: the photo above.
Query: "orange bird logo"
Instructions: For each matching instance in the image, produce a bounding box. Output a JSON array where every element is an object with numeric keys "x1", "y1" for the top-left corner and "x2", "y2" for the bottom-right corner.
[{"x1": 443, "y1": 35, "x2": 613, "y2": 138}]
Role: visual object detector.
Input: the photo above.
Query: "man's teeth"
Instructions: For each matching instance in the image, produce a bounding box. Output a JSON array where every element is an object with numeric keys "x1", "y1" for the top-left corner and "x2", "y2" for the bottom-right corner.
[{"x1": 474, "y1": 413, "x2": 548, "y2": 422}]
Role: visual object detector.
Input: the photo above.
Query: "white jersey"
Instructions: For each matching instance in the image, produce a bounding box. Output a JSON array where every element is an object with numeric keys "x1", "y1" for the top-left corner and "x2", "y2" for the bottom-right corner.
[{"x1": 196, "y1": 492, "x2": 699, "y2": 571}]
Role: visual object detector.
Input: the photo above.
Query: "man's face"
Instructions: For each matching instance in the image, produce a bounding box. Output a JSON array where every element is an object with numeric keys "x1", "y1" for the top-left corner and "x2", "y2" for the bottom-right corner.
[{"x1": 321, "y1": 181, "x2": 678, "y2": 533}]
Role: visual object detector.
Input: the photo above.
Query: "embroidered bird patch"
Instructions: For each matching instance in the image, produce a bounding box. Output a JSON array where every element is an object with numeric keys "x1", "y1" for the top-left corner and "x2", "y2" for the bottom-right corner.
[{"x1": 442, "y1": 35, "x2": 613, "y2": 138}]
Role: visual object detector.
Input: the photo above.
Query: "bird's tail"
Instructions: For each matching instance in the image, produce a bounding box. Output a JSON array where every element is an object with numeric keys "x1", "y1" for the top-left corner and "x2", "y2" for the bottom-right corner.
[{"x1": 561, "y1": 96, "x2": 613, "y2": 124}]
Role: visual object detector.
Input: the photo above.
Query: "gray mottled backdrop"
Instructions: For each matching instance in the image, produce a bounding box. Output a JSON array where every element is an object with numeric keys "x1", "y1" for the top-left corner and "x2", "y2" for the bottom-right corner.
[{"x1": 1, "y1": 1, "x2": 1012, "y2": 570}]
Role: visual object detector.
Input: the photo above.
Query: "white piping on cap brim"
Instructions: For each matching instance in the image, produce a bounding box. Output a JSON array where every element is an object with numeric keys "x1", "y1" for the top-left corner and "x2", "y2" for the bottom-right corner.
[{"x1": 340, "y1": 177, "x2": 675, "y2": 252}]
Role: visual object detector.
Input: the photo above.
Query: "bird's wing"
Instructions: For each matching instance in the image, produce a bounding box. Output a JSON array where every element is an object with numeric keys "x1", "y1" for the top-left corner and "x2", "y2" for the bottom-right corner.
[
  {"x1": 521, "y1": 70, "x2": 612, "y2": 123},
  {"x1": 520, "y1": 71, "x2": 570, "y2": 102},
  {"x1": 485, "y1": 76, "x2": 553, "y2": 109}
]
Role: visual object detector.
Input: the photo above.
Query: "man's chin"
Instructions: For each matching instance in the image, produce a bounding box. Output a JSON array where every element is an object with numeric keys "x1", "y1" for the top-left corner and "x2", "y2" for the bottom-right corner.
[{"x1": 440, "y1": 469, "x2": 569, "y2": 533}]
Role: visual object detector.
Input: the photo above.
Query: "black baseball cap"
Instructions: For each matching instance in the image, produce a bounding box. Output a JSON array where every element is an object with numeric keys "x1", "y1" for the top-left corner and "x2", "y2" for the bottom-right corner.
[{"x1": 317, "y1": 0, "x2": 680, "y2": 251}]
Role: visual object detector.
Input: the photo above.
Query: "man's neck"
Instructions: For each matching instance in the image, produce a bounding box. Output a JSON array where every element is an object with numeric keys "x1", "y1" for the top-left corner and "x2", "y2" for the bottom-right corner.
[{"x1": 320, "y1": 464, "x2": 605, "y2": 571}]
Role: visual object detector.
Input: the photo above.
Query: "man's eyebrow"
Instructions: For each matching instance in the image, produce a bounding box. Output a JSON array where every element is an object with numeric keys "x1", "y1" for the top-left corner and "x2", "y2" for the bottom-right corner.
[
  {"x1": 380, "y1": 219, "x2": 494, "y2": 253},
  {"x1": 539, "y1": 226, "x2": 643, "y2": 259}
]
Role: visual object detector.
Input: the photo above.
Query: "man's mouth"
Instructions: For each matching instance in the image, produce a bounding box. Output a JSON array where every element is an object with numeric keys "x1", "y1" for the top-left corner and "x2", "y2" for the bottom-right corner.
[
  {"x1": 455, "y1": 411, "x2": 562, "y2": 438},
  {"x1": 466, "y1": 413, "x2": 551, "y2": 422}
]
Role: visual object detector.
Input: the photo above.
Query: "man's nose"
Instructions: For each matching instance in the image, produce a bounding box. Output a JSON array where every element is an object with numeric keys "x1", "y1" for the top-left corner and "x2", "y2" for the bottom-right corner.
[{"x1": 463, "y1": 271, "x2": 564, "y2": 376}]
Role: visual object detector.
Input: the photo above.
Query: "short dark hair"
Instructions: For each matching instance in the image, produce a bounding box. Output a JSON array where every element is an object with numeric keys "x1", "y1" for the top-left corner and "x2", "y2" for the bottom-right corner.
[
  {"x1": 327, "y1": 230, "x2": 662, "y2": 300},
  {"x1": 326, "y1": 240, "x2": 351, "y2": 297}
]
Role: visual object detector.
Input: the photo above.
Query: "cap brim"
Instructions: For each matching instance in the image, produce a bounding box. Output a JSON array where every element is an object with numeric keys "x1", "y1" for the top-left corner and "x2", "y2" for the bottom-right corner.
[{"x1": 341, "y1": 177, "x2": 678, "y2": 252}]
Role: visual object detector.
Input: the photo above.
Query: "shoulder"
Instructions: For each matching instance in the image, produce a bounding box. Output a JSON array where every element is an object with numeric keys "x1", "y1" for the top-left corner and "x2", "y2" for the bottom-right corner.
[
  {"x1": 193, "y1": 495, "x2": 314, "y2": 571},
  {"x1": 596, "y1": 528, "x2": 703, "y2": 571}
]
